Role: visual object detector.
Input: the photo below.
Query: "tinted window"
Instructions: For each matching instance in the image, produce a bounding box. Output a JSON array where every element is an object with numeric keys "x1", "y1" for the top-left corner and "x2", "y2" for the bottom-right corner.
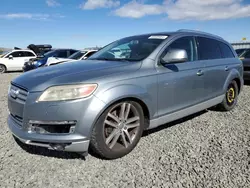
[
  {"x1": 8, "y1": 51, "x2": 25, "y2": 58},
  {"x1": 219, "y1": 42, "x2": 234, "y2": 58},
  {"x1": 244, "y1": 50, "x2": 250, "y2": 58},
  {"x1": 85, "y1": 51, "x2": 96, "y2": 58},
  {"x1": 235, "y1": 49, "x2": 246, "y2": 56},
  {"x1": 197, "y1": 37, "x2": 222, "y2": 60},
  {"x1": 70, "y1": 50, "x2": 77, "y2": 55},
  {"x1": 56, "y1": 50, "x2": 68, "y2": 58},
  {"x1": 68, "y1": 51, "x2": 86, "y2": 60},
  {"x1": 24, "y1": 51, "x2": 35, "y2": 57},
  {"x1": 161, "y1": 36, "x2": 196, "y2": 62}
]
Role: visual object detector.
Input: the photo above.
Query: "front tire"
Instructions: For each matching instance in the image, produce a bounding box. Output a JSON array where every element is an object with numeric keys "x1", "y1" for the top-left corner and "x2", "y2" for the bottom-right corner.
[
  {"x1": 0, "y1": 64, "x2": 6, "y2": 73},
  {"x1": 217, "y1": 80, "x2": 239, "y2": 111},
  {"x1": 90, "y1": 101, "x2": 144, "y2": 159}
]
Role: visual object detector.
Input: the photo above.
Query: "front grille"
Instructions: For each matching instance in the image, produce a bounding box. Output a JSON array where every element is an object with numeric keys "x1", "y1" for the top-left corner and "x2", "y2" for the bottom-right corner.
[
  {"x1": 10, "y1": 84, "x2": 28, "y2": 104},
  {"x1": 11, "y1": 114, "x2": 23, "y2": 127}
]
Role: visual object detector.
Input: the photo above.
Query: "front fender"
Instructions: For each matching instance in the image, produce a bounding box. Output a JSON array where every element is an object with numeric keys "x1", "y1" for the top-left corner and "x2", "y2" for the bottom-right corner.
[{"x1": 94, "y1": 84, "x2": 156, "y2": 119}]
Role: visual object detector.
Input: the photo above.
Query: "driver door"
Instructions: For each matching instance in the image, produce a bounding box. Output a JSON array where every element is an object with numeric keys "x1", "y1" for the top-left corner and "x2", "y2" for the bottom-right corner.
[{"x1": 156, "y1": 36, "x2": 206, "y2": 116}]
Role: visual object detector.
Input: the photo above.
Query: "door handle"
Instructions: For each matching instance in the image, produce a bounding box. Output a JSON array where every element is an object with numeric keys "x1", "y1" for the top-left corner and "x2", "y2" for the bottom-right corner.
[
  {"x1": 225, "y1": 66, "x2": 229, "y2": 71},
  {"x1": 197, "y1": 70, "x2": 204, "y2": 76}
]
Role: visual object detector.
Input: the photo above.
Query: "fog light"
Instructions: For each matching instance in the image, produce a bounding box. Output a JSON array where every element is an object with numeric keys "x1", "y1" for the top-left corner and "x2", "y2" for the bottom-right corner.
[
  {"x1": 28, "y1": 120, "x2": 77, "y2": 134},
  {"x1": 69, "y1": 125, "x2": 75, "y2": 133}
]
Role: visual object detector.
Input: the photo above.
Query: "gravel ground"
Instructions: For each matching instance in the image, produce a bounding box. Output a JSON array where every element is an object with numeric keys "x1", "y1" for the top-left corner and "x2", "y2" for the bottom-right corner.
[{"x1": 0, "y1": 73, "x2": 250, "y2": 188}]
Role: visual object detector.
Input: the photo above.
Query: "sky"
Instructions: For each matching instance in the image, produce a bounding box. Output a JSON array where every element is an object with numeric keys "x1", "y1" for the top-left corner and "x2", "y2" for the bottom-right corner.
[{"x1": 0, "y1": 0, "x2": 250, "y2": 49}]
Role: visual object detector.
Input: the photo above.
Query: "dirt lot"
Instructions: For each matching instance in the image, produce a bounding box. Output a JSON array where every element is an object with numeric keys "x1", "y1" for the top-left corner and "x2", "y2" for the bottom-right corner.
[{"x1": 0, "y1": 73, "x2": 250, "y2": 188}]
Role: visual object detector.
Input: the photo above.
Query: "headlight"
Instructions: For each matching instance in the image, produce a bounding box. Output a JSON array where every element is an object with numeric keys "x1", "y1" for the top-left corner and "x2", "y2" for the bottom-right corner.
[{"x1": 37, "y1": 84, "x2": 98, "y2": 102}]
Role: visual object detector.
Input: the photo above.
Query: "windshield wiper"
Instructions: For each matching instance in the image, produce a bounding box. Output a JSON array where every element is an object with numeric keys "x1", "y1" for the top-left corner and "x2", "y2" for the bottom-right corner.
[{"x1": 90, "y1": 58, "x2": 130, "y2": 62}]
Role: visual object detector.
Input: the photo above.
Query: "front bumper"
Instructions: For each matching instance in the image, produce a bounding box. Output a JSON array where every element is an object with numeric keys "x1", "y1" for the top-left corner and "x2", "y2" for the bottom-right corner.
[
  {"x1": 8, "y1": 115, "x2": 90, "y2": 152},
  {"x1": 7, "y1": 85, "x2": 106, "y2": 153}
]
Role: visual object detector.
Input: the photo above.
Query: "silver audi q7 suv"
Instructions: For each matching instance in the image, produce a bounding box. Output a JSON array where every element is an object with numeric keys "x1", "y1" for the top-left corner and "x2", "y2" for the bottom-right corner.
[{"x1": 8, "y1": 30, "x2": 243, "y2": 159}]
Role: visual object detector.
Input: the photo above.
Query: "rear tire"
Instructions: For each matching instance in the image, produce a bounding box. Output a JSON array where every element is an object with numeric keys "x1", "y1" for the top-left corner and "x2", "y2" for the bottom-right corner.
[
  {"x1": 90, "y1": 101, "x2": 144, "y2": 159},
  {"x1": 0, "y1": 64, "x2": 6, "y2": 73},
  {"x1": 217, "y1": 80, "x2": 238, "y2": 111}
]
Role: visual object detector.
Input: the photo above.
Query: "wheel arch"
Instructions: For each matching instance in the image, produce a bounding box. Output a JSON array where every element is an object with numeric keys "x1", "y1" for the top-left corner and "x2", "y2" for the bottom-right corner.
[
  {"x1": 223, "y1": 69, "x2": 243, "y2": 93},
  {"x1": 233, "y1": 77, "x2": 241, "y2": 93},
  {"x1": 0, "y1": 63, "x2": 7, "y2": 72}
]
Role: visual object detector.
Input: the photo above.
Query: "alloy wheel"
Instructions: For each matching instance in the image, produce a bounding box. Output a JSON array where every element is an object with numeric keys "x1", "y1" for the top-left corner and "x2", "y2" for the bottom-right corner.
[
  {"x1": 226, "y1": 84, "x2": 236, "y2": 106},
  {"x1": 0, "y1": 65, "x2": 6, "y2": 73},
  {"x1": 103, "y1": 102, "x2": 140, "y2": 150}
]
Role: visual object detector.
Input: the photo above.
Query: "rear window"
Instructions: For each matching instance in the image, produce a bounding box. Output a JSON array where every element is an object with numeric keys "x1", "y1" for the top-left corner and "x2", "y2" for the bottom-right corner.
[
  {"x1": 197, "y1": 37, "x2": 222, "y2": 60},
  {"x1": 219, "y1": 42, "x2": 235, "y2": 58}
]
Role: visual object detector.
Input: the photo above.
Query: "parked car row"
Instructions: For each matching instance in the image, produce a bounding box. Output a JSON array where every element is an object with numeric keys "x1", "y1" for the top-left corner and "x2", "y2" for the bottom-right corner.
[
  {"x1": 7, "y1": 30, "x2": 243, "y2": 159},
  {"x1": 22, "y1": 48, "x2": 79, "y2": 72},
  {"x1": 0, "y1": 45, "x2": 98, "y2": 73},
  {"x1": 45, "y1": 50, "x2": 97, "y2": 66}
]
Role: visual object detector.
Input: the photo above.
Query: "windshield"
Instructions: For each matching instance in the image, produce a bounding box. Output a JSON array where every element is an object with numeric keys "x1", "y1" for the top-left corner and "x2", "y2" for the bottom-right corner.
[
  {"x1": 240, "y1": 49, "x2": 250, "y2": 58},
  {"x1": 236, "y1": 49, "x2": 246, "y2": 56},
  {"x1": 43, "y1": 50, "x2": 57, "y2": 57},
  {"x1": 0, "y1": 50, "x2": 11, "y2": 57},
  {"x1": 89, "y1": 35, "x2": 168, "y2": 61},
  {"x1": 68, "y1": 51, "x2": 87, "y2": 60}
]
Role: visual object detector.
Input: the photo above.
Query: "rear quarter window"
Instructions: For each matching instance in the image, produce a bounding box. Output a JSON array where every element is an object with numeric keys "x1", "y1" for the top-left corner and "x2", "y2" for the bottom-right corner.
[
  {"x1": 219, "y1": 42, "x2": 235, "y2": 58},
  {"x1": 197, "y1": 37, "x2": 222, "y2": 60}
]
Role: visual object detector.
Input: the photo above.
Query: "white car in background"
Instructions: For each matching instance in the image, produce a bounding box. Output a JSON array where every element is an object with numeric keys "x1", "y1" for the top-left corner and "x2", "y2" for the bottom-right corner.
[
  {"x1": 46, "y1": 50, "x2": 97, "y2": 66},
  {"x1": 0, "y1": 49, "x2": 36, "y2": 73}
]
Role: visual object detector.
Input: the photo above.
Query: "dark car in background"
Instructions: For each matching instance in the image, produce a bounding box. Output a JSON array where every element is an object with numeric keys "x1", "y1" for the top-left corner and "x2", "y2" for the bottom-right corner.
[
  {"x1": 23, "y1": 49, "x2": 78, "y2": 72},
  {"x1": 235, "y1": 48, "x2": 248, "y2": 56},
  {"x1": 27, "y1": 44, "x2": 52, "y2": 56},
  {"x1": 239, "y1": 49, "x2": 250, "y2": 80}
]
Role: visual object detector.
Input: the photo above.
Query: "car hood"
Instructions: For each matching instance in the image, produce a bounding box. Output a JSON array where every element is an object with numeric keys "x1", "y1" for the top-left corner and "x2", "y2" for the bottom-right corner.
[
  {"x1": 46, "y1": 57, "x2": 72, "y2": 65},
  {"x1": 12, "y1": 60, "x2": 141, "y2": 92}
]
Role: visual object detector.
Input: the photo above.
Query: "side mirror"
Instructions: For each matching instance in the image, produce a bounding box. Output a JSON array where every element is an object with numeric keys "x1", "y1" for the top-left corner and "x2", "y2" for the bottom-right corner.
[
  {"x1": 161, "y1": 49, "x2": 188, "y2": 64},
  {"x1": 8, "y1": 55, "x2": 13, "y2": 60}
]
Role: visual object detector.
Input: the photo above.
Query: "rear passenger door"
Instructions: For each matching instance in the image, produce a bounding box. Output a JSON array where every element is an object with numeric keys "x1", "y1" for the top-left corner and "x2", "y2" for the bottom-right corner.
[
  {"x1": 197, "y1": 37, "x2": 235, "y2": 99},
  {"x1": 157, "y1": 36, "x2": 206, "y2": 116}
]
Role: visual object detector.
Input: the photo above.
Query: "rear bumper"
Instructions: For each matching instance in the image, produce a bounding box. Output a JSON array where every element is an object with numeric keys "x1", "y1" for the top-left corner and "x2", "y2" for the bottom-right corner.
[{"x1": 8, "y1": 115, "x2": 90, "y2": 152}]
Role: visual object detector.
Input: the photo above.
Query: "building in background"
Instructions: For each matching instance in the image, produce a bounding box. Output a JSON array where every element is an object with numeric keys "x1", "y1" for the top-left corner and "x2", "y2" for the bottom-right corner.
[{"x1": 231, "y1": 41, "x2": 250, "y2": 50}]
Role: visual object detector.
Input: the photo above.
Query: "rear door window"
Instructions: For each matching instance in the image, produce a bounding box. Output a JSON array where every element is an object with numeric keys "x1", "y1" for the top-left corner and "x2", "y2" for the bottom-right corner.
[
  {"x1": 197, "y1": 37, "x2": 222, "y2": 60},
  {"x1": 219, "y1": 42, "x2": 235, "y2": 58},
  {"x1": 8, "y1": 51, "x2": 25, "y2": 58},
  {"x1": 24, "y1": 51, "x2": 36, "y2": 57}
]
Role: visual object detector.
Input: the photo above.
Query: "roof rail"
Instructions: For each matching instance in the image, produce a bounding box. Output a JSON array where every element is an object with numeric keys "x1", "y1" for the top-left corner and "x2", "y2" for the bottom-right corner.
[{"x1": 177, "y1": 29, "x2": 223, "y2": 40}]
